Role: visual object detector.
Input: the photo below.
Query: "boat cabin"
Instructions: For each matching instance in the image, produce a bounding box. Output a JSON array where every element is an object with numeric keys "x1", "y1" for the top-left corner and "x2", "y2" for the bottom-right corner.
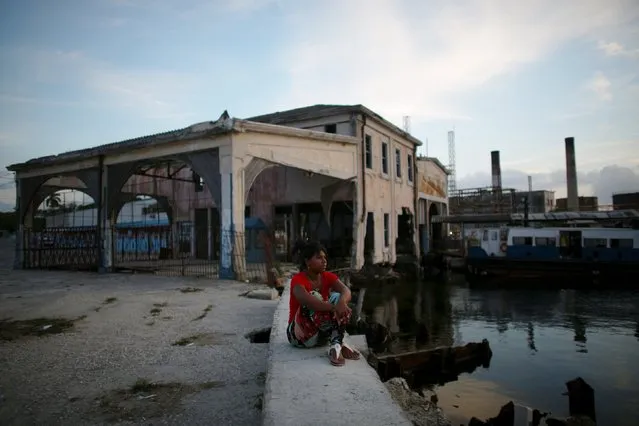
[{"x1": 466, "y1": 226, "x2": 639, "y2": 261}]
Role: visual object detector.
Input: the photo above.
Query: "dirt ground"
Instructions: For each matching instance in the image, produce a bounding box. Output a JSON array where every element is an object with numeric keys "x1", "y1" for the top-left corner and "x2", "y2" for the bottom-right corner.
[{"x1": 0, "y1": 238, "x2": 278, "y2": 425}]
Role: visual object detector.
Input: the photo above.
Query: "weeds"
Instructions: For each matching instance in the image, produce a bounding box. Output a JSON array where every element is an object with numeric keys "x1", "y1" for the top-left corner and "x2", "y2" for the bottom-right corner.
[
  {"x1": 177, "y1": 287, "x2": 203, "y2": 294},
  {"x1": 0, "y1": 316, "x2": 84, "y2": 341},
  {"x1": 192, "y1": 304, "x2": 213, "y2": 321}
]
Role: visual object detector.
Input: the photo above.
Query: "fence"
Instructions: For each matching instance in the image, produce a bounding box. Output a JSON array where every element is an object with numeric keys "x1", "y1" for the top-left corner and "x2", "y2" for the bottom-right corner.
[
  {"x1": 112, "y1": 227, "x2": 272, "y2": 282},
  {"x1": 21, "y1": 227, "x2": 99, "y2": 270}
]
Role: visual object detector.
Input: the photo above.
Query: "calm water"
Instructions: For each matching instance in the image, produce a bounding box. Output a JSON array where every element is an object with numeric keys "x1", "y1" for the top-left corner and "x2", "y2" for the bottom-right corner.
[{"x1": 358, "y1": 275, "x2": 639, "y2": 425}]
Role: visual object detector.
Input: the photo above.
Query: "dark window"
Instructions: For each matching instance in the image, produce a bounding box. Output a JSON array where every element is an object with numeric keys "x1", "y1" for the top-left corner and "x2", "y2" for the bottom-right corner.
[
  {"x1": 381, "y1": 142, "x2": 389, "y2": 174},
  {"x1": 407, "y1": 154, "x2": 413, "y2": 182},
  {"x1": 395, "y1": 148, "x2": 402, "y2": 178},
  {"x1": 324, "y1": 123, "x2": 337, "y2": 133},
  {"x1": 193, "y1": 171, "x2": 204, "y2": 192},
  {"x1": 512, "y1": 236, "x2": 533, "y2": 245},
  {"x1": 365, "y1": 135, "x2": 372, "y2": 169},
  {"x1": 584, "y1": 238, "x2": 607, "y2": 248},
  {"x1": 383, "y1": 213, "x2": 390, "y2": 247},
  {"x1": 535, "y1": 237, "x2": 556, "y2": 246},
  {"x1": 483, "y1": 230, "x2": 489, "y2": 241},
  {"x1": 610, "y1": 238, "x2": 633, "y2": 248}
]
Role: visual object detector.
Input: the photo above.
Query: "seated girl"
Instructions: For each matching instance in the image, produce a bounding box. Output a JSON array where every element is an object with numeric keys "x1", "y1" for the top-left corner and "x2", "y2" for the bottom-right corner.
[{"x1": 287, "y1": 240, "x2": 361, "y2": 366}]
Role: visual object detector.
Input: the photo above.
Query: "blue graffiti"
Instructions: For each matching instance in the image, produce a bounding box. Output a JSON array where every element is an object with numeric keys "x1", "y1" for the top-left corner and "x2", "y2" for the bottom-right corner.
[{"x1": 116, "y1": 230, "x2": 169, "y2": 254}]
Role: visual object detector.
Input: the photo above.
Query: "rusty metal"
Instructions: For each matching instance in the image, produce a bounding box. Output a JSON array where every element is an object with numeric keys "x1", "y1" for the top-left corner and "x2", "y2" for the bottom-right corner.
[{"x1": 22, "y1": 227, "x2": 99, "y2": 270}]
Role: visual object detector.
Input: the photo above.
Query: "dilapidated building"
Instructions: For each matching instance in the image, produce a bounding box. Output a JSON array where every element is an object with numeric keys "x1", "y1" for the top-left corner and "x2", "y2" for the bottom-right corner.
[{"x1": 7, "y1": 104, "x2": 439, "y2": 280}]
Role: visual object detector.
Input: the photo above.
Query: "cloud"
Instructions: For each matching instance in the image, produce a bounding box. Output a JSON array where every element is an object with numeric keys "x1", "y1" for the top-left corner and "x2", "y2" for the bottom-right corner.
[
  {"x1": 277, "y1": 0, "x2": 639, "y2": 124},
  {"x1": 1, "y1": 47, "x2": 203, "y2": 121},
  {"x1": 586, "y1": 71, "x2": 612, "y2": 101},
  {"x1": 0, "y1": 200, "x2": 14, "y2": 212},
  {"x1": 597, "y1": 40, "x2": 639, "y2": 58},
  {"x1": 458, "y1": 164, "x2": 639, "y2": 204}
]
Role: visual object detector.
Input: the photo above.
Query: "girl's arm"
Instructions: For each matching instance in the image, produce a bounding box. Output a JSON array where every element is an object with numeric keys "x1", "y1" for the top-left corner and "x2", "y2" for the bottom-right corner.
[
  {"x1": 292, "y1": 285, "x2": 334, "y2": 312},
  {"x1": 330, "y1": 279, "x2": 352, "y2": 305}
]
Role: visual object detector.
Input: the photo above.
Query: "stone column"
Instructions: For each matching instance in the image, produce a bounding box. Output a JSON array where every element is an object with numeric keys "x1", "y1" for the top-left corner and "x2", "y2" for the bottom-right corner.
[
  {"x1": 219, "y1": 144, "x2": 246, "y2": 280},
  {"x1": 207, "y1": 207, "x2": 213, "y2": 261},
  {"x1": 13, "y1": 177, "x2": 23, "y2": 269},
  {"x1": 99, "y1": 164, "x2": 113, "y2": 272}
]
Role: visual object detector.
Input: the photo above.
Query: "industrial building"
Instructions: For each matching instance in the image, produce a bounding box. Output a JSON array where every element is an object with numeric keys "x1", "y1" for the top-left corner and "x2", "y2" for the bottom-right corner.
[
  {"x1": 6, "y1": 104, "x2": 449, "y2": 278},
  {"x1": 512, "y1": 190, "x2": 555, "y2": 213},
  {"x1": 613, "y1": 192, "x2": 639, "y2": 210},
  {"x1": 556, "y1": 196, "x2": 599, "y2": 212}
]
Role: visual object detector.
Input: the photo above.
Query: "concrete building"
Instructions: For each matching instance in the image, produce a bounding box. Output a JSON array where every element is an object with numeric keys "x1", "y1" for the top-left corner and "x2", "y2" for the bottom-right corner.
[
  {"x1": 512, "y1": 190, "x2": 555, "y2": 214},
  {"x1": 7, "y1": 105, "x2": 432, "y2": 277},
  {"x1": 612, "y1": 192, "x2": 639, "y2": 210},
  {"x1": 248, "y1": 105, "x2": 422, "y2": 265},
  {"x1": 415, "y1": 156, "x2": 449, "y2": 252},
  {"x1": 556, "y1": 196, "x2": 598, "y2": 212}
]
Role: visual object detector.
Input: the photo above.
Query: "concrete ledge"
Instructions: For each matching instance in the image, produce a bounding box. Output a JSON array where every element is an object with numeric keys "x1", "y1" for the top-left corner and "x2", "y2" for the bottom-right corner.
[{"x1": 262, "y1": 280, "x2": 412, "y2": 426}]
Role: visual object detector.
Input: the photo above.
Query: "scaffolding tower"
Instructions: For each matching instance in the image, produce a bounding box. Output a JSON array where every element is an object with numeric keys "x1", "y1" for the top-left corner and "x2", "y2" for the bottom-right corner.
[
  {"x1": 447, "y1": 131, "x2": 457, "y2": 194},
  {"x1": 448, "y1": 186, "x2": 517, "y2": 215}
]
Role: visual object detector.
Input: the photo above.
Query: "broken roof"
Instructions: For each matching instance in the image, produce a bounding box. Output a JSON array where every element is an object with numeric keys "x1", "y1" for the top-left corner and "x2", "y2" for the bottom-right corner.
[
  {"x1": 249, "y1": 104, "x2": 423, "y2": 146},
  {"x1": 7, "y1": 104, "x2": 423, "y2": 172},
  {"x1": 417, "y1": 156, "x2": 450, "y2": 175}
]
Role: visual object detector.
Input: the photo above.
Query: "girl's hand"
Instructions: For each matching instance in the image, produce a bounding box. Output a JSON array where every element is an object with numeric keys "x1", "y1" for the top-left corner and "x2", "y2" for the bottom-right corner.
[{"x1": 334, "y1": 301, "x2": 351, "y2": 319}]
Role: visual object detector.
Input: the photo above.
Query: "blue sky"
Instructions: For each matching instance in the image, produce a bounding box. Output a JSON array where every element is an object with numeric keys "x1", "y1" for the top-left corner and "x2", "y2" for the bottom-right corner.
[{"x1": 1, "y1": 0, "x2": 639, "y2": 210}]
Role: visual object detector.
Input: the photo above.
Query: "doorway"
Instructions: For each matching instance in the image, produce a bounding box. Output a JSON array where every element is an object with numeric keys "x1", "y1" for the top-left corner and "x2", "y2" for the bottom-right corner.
[{"x1": 559, "y1": 230, "x2": 582, "y2": 259}]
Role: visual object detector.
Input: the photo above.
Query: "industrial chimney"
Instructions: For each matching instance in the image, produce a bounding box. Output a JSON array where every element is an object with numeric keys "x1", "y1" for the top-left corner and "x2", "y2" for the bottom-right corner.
[
  {"x1": 491, "y1": 150, "x2": 502, "y2": 190},
  {"x1": 565, "y1": 137, "x2": 579, "y2": 212}
]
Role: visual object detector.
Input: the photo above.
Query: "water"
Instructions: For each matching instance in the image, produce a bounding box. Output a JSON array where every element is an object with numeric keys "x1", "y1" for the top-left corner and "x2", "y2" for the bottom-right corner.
[{"x1": 357, "y1": 275, "x2": 639, "y2": 425}]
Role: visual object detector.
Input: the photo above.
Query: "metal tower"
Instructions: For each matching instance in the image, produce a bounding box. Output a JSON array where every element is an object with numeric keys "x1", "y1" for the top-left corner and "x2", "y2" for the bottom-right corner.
[
  {"x1": 448, "y1": 130, "x2": 457, "y2": 194},
  {"x1": 402, "y1": 116, "x2": 411, "y2": 134}
]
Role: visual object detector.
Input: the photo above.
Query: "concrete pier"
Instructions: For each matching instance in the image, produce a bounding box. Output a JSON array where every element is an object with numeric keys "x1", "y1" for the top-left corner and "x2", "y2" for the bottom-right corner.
[{"x1": 262, "y1": 281, "x2": 412, "y2": 426}]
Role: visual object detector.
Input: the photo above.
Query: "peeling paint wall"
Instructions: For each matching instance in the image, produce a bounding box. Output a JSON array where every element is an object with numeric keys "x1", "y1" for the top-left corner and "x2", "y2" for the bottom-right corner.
[
  {"x1": 417, "y1": 160, "x2": 448, "y2": 199},
  {"x1": 121, "y1": 167, "x2": 211, "y2": 222},
  {"x1": 416, "y1": 158, "x2": 449, "y2": 226},
  {"x1": 247, "y1": 167, "x2": 347, "y2": 226},
  {"x1": 260, "y1": 113, "x2": 420, "y2": 264},
  {"x1": 358, "y1": 119, "x2": 416, "y2": 264}
]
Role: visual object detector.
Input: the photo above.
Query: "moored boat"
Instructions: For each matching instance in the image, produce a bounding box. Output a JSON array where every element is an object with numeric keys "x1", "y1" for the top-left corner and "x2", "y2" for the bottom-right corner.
[{"x1": 464, "y1": 226, "x2": 639, "y2": 287}]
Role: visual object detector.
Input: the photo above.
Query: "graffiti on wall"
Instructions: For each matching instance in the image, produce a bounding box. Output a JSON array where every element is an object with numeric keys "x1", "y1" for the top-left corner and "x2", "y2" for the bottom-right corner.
[{"x1": 114, "y1": 226, "x2": 170, "y2": 256}]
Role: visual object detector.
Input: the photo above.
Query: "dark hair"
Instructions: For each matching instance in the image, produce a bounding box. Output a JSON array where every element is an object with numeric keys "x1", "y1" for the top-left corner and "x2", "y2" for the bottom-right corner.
[{"x1": 299, "y1": 240, "x2": 326, "y2": 270}]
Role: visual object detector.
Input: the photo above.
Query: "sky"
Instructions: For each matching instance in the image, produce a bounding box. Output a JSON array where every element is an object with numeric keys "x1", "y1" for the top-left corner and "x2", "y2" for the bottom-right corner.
[{"x1": 1, "y1": 0, "x2": 639, "y2": 211}]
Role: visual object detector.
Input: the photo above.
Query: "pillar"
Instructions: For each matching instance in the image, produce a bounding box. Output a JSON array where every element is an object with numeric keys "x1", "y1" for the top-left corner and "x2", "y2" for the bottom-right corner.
[
  {"x1": 99, "y1": 163, "x2": 113, "y2": 272},
  {"x1": 207, "y1": 207, "x2": 213, "y2": 261},
  {"x1": 350, "y1": 181, "x2": 365, "y2": 270},
  {"x1": 219, "y1": 144, "x2": 246, "y2": 280},
  {"x1": 13, "y1": 177, "x2": 23, "y2": 269},
  {"x1": 190, "y1": 209, "x2": 196, "y2": 257}
]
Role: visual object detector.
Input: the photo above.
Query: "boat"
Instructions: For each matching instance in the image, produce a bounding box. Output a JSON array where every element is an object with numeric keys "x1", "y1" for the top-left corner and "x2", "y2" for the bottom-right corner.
[{"x1": 463, "y1": 226, "x2": 639, "y2": 287}]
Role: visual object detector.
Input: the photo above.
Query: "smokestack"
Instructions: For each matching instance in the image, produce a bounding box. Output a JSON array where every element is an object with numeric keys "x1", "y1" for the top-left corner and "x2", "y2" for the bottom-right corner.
[
  {"x1": 491, "y1": 150, "x2": 502, "y2": 190},
  {"x1": 565, "y1": 137, "x2": 579, "y2": 212}
]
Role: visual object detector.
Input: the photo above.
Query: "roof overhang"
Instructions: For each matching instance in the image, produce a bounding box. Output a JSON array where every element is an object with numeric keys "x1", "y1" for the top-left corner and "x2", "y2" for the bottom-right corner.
[{"x1": 6, "y1": 113, "x2": 359, "y2": 175}]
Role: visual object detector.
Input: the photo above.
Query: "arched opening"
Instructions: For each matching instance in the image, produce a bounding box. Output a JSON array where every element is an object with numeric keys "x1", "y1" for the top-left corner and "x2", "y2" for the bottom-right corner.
[
  {"x1": 429, "y1": 203, "x2": 442, "y2": 250},
  {"x1": 246, "y1": 161, "x2": 353, "y2": 267},
  {"x1": 24, "y1": 186, "x2": 98, "y2": 270},
  {"x1": 112, "y1": 194, "x2": 172, "y2": 267}
]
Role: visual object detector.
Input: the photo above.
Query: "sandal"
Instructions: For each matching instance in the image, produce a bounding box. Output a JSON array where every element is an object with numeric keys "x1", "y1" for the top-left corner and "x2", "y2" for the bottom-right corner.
[
  {"x1": 328, "y1": 343, "x2": 345, "y2": 367},
  {"x1": 341, "y1": 343, "x2": 361, "y2": 360}
]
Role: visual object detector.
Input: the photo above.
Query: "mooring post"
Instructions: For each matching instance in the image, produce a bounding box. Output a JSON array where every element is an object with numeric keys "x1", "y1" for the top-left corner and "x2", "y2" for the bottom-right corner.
[{"x1": 566, "y1": 377, "x2": 596, "y2": 422}]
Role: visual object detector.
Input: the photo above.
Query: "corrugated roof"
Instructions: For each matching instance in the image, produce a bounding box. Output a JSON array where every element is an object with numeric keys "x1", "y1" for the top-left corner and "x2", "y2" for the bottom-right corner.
[
  {"x1": 7, "y1": 104, "x2": 424, "y2": 172},
  {"x1": 7, "y1": 114, "x2": 233, "y2": 171},
  {"x1": 248, "y1": 104, "x2": 356, "y2": 124},
  {"x1": 249, "y1": 104, "x2": 423, "y2": 146}
]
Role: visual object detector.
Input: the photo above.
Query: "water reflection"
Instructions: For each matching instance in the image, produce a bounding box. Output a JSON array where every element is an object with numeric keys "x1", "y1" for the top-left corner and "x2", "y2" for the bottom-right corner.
[{"x1": 357, "y1": 277, "x2": 639, "y2": 426}]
